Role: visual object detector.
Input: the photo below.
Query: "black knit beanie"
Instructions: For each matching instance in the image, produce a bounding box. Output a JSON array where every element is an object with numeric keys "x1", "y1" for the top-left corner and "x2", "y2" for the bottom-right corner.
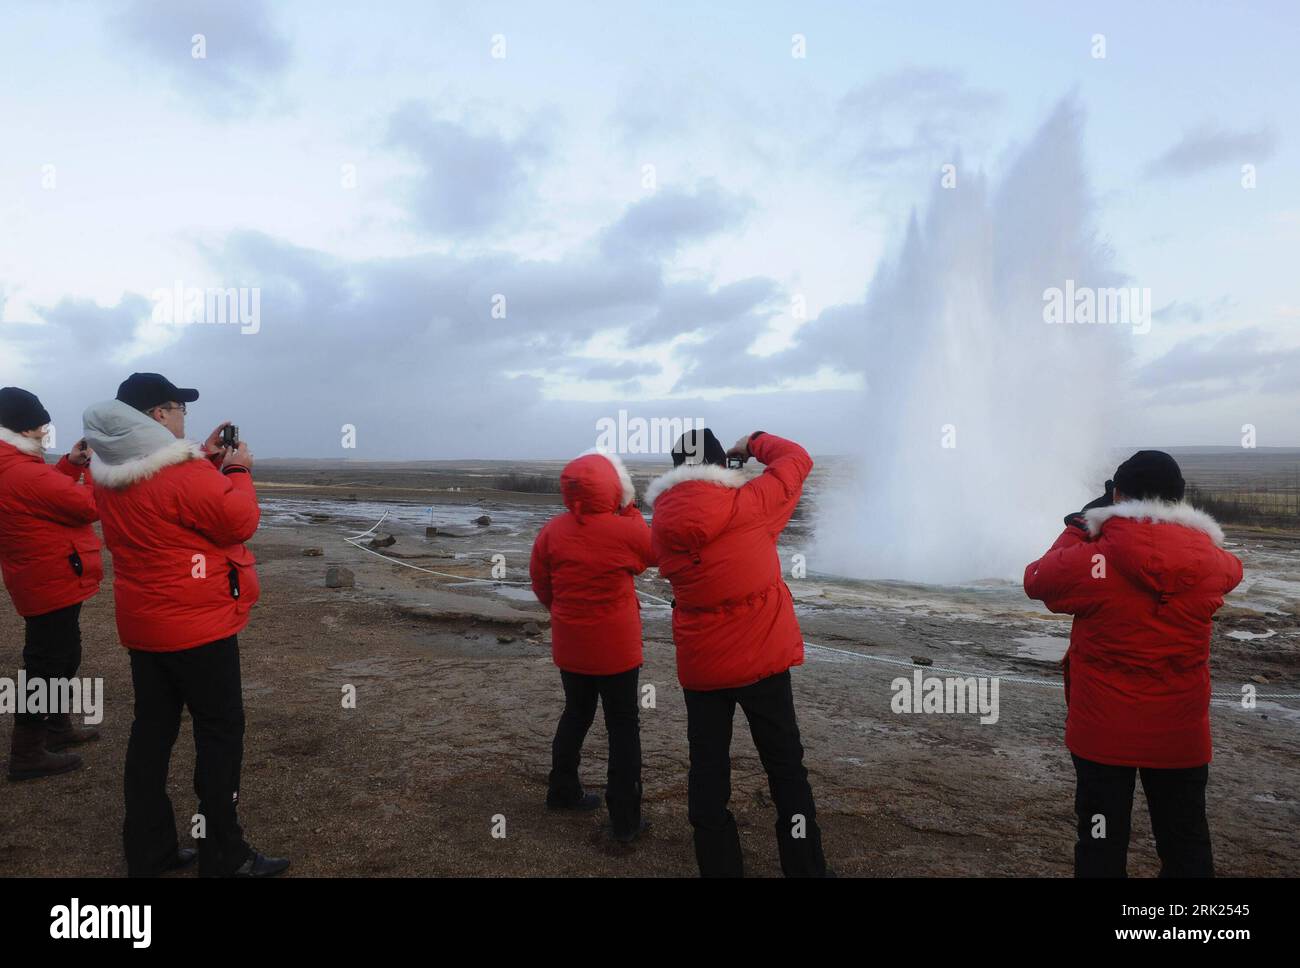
[
  {"x1": 1114, "y1": 450, "x2": 1185, "y2": 502},
  {"x1": 0, "y1": 387, "x2": 51, "y2": 433},
  {"x1": 671, "y1": 428, "x2": 727, "y2": 467}
]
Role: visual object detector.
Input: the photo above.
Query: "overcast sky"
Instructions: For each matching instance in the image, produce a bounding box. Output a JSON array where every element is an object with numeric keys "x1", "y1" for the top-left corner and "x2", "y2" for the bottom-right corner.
[{"x1": 1, "y1": 0, "x2": 1296, "y2": 459}]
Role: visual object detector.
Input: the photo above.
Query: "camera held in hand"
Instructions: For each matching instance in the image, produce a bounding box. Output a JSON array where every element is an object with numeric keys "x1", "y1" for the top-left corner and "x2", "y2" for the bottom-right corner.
[{"x1": 220, "y1": 425, "x2": 239, "y2": 449}]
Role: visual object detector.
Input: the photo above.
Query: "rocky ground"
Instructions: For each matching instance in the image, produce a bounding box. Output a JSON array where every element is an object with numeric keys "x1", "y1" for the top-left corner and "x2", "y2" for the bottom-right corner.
[{"x1": 2, "y1": 470, "x2": 1296, "y2": 877}]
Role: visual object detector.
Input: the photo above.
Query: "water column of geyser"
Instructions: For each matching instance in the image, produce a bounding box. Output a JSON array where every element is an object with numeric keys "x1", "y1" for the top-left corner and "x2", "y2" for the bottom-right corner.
[{"x1": 815, "y1": 100, "x2": 1133, "y2": 583}]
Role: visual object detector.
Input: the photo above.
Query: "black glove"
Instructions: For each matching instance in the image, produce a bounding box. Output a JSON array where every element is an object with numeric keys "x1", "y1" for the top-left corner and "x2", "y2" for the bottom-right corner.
[
  {"x1": 1081, "y1": 479, "x2": 1115, "y2": 512},
  {"x1": 1064, "y1": 480, "x2": 1114, "y2": 529}
]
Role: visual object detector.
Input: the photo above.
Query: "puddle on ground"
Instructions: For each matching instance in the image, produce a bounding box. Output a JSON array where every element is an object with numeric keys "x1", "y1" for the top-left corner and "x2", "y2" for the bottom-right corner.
[{"x1": 1013, "y1": 635, "x2": 1070, "y2": 662}]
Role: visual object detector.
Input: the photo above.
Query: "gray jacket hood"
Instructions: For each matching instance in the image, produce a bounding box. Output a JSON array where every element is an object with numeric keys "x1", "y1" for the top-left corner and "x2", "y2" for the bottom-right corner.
[{"x1": 82, "y1": 399, "x2": 204, "y2": 490}]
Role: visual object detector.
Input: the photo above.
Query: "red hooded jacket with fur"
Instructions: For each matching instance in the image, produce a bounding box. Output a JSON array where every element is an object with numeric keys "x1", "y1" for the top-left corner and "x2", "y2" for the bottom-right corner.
[
  {"x1": 647, "y1": 433, "x2": 810, "y2": 692},
  {"x1": 0, "y1": 428, "x2": 103, "y2": 618},
  {"x1": 530, "y1": 452, "x2": 653, "y2": 676},
  {"x1": 1025, "y1": 500, "x2": 1243, "y2": 768}
]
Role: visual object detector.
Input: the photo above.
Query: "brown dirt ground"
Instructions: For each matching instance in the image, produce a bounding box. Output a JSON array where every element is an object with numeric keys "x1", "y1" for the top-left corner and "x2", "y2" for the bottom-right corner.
[{"x1": 2, "y1": 483, "x2": 1297, "y2": 878}]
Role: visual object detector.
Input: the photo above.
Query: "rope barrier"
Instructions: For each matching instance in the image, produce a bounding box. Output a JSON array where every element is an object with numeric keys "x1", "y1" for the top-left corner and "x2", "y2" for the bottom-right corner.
[
  {"x1": 340, "y1": 513, "x2": 673, "y2": 604},
  {"x1": 803, "y1": 641, "x2": 1063, "y2": 686},
  {"x1": 802, "y1": 641, "x2": 1300, "y2": 704}
]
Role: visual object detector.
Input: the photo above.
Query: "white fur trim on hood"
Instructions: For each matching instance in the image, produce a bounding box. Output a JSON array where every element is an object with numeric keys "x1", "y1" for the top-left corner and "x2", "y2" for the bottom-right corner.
[
  {"x1": 644, "y1": 462, "x2": 746, "y2": 508},
  {"x1": 89, "y1": 439, "x2": 205, "y2": 490},
  {"x1": 579, "y1": 449, "x2": 637, "y2": 508},
  {"x1": 83, "y1": 398, "x2": 205, "y2": 490},
  {"x1": 1084, "y1": 499, "x2": 1225, "y2": 548},
  {"x1": 0, "y1": 425, "x2": 44, "y2": 458}
]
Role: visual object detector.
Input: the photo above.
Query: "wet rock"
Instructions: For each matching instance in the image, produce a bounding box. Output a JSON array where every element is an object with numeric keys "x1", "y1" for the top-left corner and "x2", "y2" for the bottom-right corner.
[
  {"x1": 522, "y1": 621, "x2": 542, "y2": 637},
  {"x1": 303, "y1": 548, "x2": 323, "y2": 557},
  {"x1": 326, "y1": 566, "x2": 355, "y2": 588},
  {"x1": 474, "y1": 514, "x2": 492, "y2": 526},
  {"x1": 425, "y1": 526, "x2": 439, "y2": 537},
  {"x1": 1251, "y1": 674, "x2": 1270, "y2": 685},
  {"x1": 911, "y1": 656, "x2": 933, "y2": 667},
  {"x1": 497, "y1": 634, "x2": 515, "y2": 644},
  {"x1": 368, "y1": 533, "x2": 396, "y2": 549}
]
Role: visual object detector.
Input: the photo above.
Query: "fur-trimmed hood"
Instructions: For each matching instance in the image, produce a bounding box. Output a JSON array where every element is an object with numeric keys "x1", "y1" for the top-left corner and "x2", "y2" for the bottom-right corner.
[
  {"x1": 1083, "y1": 498, "x2": 1236, "y2": 599},
  {"x1": 1085, "y1": 499, "x2": 1225, "y2": 548},
  {"x1": 82, "y1": 399, "x2": 205, "y2": 490},
  {"x1": 644, "y1": 462, "x2": 745, "y2": 509},
  {"x1": 644, "y1": 462, "x2": 748, "y2": 552},
  {"x1": 0, "y1": 425, "x2": 44, "y2": 459},
  {"x1": 582, "y1": 449, "x2": 637, "y2": 508},
  {"x1": 561, "y1": 449, "x2": 637, "y2": 517}
]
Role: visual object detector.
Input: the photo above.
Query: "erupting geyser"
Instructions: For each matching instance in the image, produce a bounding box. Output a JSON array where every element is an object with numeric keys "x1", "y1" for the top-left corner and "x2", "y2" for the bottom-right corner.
[{"x1": 815, "y1": 100, "x2": 1133, "y2": 583}]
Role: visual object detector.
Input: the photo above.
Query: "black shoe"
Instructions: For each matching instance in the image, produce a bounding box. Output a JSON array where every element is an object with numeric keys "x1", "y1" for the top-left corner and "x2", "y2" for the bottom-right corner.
[
  {"x1": 127, "y1": 847, "x2": 200, "y2": 878},
  {"x1": 166, "y1": 847, "x2": 198, "y2": 871},
  {"x1": 609, "y1": 819, "x2": 652, "y2": 844},
  {"x1": 546, "y1": 792, "x2": 601, "y2": 812},
  {"x1": 227, "y1": 851, "x2": 290, "y2": 878}
]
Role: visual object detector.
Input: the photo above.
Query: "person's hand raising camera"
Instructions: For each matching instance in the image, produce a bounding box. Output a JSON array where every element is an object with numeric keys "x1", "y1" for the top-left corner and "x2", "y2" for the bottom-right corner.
[
  {"x1": 726, "y1": 434, "x2": 753, "y2": 464},
  {"x1": 67, "y1": 438, "x2": 92, "y2": 467},
  {"x1": 221, "y1": 441, "x2": 253, "y2": 473}
]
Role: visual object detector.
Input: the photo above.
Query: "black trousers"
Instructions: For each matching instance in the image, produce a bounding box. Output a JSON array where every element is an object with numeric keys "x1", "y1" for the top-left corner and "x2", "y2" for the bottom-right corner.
[
  {"x1": 19, "y1": 604, "x2": 83, "y2": 725},
  {"x1": 683, "y1": 670, "x2": 826, "y2": 877},
  {"x1": 548, "y1": 666, "x2": 642, "y2": 837},
  {"x1": 123, "y1": 635, "x2": 251, "y2": 877},
  {"x1": 1072, "y1": 753, "x2": 1214, "y2": 878}
]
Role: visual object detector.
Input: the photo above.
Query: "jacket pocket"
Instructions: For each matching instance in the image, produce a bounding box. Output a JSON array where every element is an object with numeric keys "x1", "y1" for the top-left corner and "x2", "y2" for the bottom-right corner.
[
  {"x1": 224, "y1": 546, "x2": 259, "y2": 611},
  {"x1": 70, "y1": 535, "x2": 103, "y2": 588}
]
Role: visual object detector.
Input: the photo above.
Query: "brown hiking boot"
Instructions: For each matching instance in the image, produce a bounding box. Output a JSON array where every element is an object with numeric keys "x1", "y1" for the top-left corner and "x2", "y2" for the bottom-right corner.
[
  {"x1": 45, "y1": 713, "x2": 100, "y2": 751},
  {"x1": 7, "y1": 720, "x2": 83, "y2": 781}
]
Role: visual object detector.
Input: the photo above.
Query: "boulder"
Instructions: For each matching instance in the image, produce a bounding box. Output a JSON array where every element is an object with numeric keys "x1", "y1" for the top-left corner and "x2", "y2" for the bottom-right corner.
[
  {"x1": 326, "y1": 566, "x2": 355, "y2": 589},
  {"x1": 368, "y1": 533, "x2": 396, "y2": 549},
  {"x1": 474, "y1": 514, "x2": 492, "y2": 526},
  {"x1": 302, "y1": 548, "x2": 323, "y2": 557},
  {"x1": 522, "y1": 621, "x2": 543, "y2": 637}
]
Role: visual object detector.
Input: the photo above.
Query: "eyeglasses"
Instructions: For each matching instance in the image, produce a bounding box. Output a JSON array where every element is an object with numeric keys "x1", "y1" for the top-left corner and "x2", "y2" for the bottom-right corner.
[{"x1": 155, "y1": 404, "x2": 187, "y2": 415}]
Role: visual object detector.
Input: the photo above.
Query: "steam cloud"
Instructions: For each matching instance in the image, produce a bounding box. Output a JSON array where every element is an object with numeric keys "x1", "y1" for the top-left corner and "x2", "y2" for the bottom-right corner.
[{"x1": 814, "y1": 100, "x2": 1133, "y2": 582}]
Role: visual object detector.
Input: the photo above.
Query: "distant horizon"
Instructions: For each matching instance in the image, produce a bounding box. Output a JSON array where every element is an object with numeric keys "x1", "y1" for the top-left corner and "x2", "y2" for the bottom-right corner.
[{"x1": 248, "y1": 443, "x2": 1300, "y2": 465}]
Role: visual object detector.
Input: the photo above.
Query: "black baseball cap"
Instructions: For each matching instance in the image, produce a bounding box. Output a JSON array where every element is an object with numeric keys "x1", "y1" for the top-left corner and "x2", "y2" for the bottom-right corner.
[{"x1": 116, "y1": 373, "x2": 200, "y2": 413}]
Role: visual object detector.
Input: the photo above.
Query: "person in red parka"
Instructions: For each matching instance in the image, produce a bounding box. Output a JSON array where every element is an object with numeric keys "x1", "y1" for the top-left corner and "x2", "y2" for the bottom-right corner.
[
  {"x1": 1024, "y1": 450, "x2": 1243, "y2": 878},
  {"x1": 1, "y1": 387, "x2": 103, "y2": 781},
  {"x1": 647, "y1": 428, "x2": 828, "y2": 877},
  {"x1": 530, "y1": 450, "x2": 653, "y2": 842},
  {"x1": 83, "y1": 372, "x2": 288, "y2": 879}
]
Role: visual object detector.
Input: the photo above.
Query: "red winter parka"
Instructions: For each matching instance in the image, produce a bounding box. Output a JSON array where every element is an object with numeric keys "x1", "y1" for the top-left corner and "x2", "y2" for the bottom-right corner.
[
  {"x1": 647, "y1": 433, "x2": 810, "y2": 692},
  {"x1": 0, "y1": 428, "x2": 103, "y2": 618},
  {"x1": 530, "y1": 452, "x2": 654, "y2": 676},
  {"x1": 84, "y1": 401, "x2": 260, "y2": 652},
  {"x1": 1024, "y1": 500, "x2": 1243, "y2": 769}
]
